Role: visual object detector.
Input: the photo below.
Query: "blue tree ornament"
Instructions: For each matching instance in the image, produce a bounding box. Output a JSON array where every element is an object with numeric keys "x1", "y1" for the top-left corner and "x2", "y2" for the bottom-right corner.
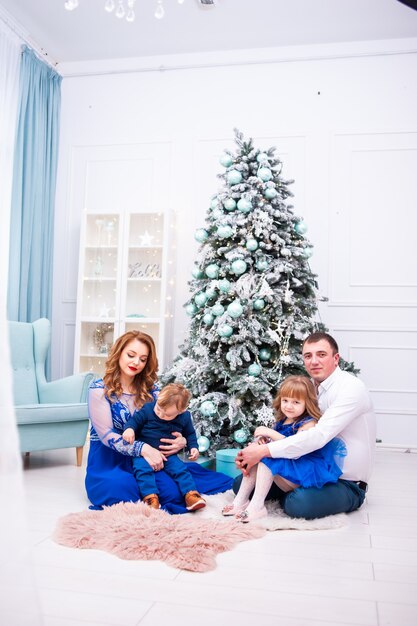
[
  {"x1": 218, "y1": 279, "x2": 231, "y2": 293},
  {"x1": 227, "y1": 300, "x2": 243, "y2": 319},
  {"x1": 233, "y1": 428, "x2": 249, "y2": 444},
  {"x1": 258, "y1": 167, "x2": 272, "y2": 181},
  {"x1": 197, "y1": 435, "x2": 211, "y2": 452},
  {"x1": 237, "y1": 198, "x2": 252, "y2": 213},
  {"x1": 259, "y1": 347, "x2": 271, "y2": 361},
  {"x1": 194, "y1": 292, "x2": 208, "y2": 307},
  {"x1": 246, "y1": 238, "x2": 258, "y2": 251},
  {"x1": 219, "y1": 153, "x2": 233, "y2": 168},
  {"x1": 227, "y1": 170, "x2": 243, "y2": 185},
  {"x1": 205, "y1": 286, "x2": 217, "y2": 301},
  {"x1": 264, "y1": 187, "x2": 278, "y2": 200},
  {"x1": 192, "y1": 266, "x2": 204, "y2": 279},
  {"x1": 218, "y1": 324, "x2": 233, "y2": 338},
  {"x1": 212, "y1": 303, "x2": 225, "y2": 316},
  {"x1": 248, "y1": 363, "x2": 262, "y2": 376},
  {"x1": 217, "y1": 225, "x2": 234, "y2": 239},
  {"x1": 200, "y1": 401, "x2": 216, "y2": 416},
  {"x1": 256, "y1": 259, "x2": 269, "y2": 272},
  {"x1": 231, "y1": 259, "x2": 247, "y2": 275},
  {"x1": 194, "y1": 228, "x2": 209, "y2": 243},
  {"x1": 256, "y1": 152, "x2": 269, "y2": 163},
  {"x1": 295, "y1": 220, "x2": 308, "y2": 235},
  {"x1": 253, "y1": 298, "x2": 265, "y2": 310},
  {"x1": 185, "y1": 303, "x2": 197, "y2": 316},
  {"x1": 203, "y1": 313, "x2": 214, "y2": 325},
  {"x1": 205, "y1": 263, "x2": 220, "y2": 279},
  {"x1": 223, "y1": 198, "x2": 237, "y2": 211}
]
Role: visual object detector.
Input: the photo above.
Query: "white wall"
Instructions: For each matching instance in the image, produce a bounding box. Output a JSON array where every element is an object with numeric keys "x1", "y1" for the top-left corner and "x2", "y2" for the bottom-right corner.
[{"x1": 52, "y1": 40, "x2": 417, "y2": 445}]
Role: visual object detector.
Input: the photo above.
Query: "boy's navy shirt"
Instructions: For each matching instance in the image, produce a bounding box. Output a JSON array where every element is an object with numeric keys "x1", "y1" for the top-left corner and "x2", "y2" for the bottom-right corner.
[{"x1": 123, "y1": 399, "x2": 198, "y2": 451}]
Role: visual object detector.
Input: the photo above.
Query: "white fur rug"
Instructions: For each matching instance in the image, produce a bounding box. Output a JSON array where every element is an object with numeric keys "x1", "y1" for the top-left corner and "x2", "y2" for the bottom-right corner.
[{"x1": 199, "y1": 490, "x2": 348, "y2": 531}]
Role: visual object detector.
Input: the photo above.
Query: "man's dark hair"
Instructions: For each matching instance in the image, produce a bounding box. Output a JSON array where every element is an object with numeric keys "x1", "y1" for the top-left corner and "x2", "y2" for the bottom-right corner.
[{"x1": 303, "y1": 332, "x2": 339, "y2": 355}]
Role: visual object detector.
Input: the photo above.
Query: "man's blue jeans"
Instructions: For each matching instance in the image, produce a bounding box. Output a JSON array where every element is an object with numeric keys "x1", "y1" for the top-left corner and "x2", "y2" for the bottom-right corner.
[
  {"x1": 132, "y1": 454, "x2": 196, "y2": 498},
  {"x1": 232, "y1": 474, "x2": 366, "y2": 520}
]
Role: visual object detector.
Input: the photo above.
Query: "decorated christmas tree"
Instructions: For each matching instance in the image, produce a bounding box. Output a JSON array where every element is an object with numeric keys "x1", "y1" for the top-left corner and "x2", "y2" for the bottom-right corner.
[{"x1": 161, "y1": 130, "x2": 328, "y2": 455}]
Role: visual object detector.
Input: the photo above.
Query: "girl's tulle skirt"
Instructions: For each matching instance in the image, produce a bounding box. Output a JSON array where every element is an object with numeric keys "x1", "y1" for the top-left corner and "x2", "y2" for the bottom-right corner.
[
  {"x1": 261, "y1": 438, "x2": 347, "y2": 489},
  {"x1": 85, "y1": 441, "x2": 233, "y2": 514}
]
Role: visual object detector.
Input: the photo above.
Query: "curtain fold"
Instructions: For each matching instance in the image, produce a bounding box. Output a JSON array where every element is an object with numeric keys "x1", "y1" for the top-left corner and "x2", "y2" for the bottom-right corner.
[
  {"x1": 7, "y1": 45, "x2": 62, "y2": 324},
  {"x1": 0, "y1": 25, "x2": 43, "y2": 626},
  {"x1": 0, "y1": 21, "x2": 20, "y2": 300}
]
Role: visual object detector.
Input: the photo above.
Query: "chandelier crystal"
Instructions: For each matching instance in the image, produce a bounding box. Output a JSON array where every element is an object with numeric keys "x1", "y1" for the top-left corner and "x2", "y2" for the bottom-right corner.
[{"x1": 64, "y1": 0, "x2": 192, "y2": 23}]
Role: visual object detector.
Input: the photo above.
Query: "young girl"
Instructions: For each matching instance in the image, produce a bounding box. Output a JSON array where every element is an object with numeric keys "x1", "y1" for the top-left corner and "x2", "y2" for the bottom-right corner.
[{"x1": 222, "y1": 375, "x2": 346, "y2": 522}]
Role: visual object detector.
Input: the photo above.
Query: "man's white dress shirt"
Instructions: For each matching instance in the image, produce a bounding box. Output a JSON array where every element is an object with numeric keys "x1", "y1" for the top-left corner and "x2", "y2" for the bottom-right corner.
[{"x1": 267, "y1": 367, "x2": 376, "y2": 482}]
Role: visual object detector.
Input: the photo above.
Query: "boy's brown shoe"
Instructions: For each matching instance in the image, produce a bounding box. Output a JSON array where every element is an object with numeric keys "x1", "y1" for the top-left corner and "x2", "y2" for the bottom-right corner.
[
  {"x1": 185, "y1": 490, "x2": 206, "y2": 511},
  {"x1": 143, "y1": 493, "x2": 160, "y2": 509}
]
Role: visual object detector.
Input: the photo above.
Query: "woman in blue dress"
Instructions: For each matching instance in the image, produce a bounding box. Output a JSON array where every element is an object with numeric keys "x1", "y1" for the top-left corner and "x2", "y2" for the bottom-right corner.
[
  {"x1": 85, "y1": 330, "x2": 232, "y2": 514},
  {"x1": 222, "y1": 375, "x2": 346, "y2": 522}
]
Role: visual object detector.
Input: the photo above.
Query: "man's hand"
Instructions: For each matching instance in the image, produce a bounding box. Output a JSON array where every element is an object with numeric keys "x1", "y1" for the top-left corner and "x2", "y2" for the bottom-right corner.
[
  {"x1": 123, "y1": 428, "x2": 135, "y2": 444},
  {"x1": 235, "y1": 443, "x2": 270, "y2": 475},
  {"x1": 188, "y1": 448, "x2": 199, "y2": 461}
]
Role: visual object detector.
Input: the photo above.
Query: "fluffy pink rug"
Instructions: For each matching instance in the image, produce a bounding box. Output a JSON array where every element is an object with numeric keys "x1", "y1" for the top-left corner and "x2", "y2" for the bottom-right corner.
[{"x1": 53, "y1": 502, "x2": 265, "y2": 572}]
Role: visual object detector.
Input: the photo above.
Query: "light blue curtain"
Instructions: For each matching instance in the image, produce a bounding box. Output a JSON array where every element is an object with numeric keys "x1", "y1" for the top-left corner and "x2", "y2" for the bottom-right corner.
[{"x1": 7, "y1": 45, "x2": 62, "y2": 324}]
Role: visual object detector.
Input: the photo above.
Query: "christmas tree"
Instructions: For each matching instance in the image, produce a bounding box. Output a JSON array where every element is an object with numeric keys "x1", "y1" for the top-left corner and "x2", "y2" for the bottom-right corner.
[{"x1": 161, "y1": 130, "x2": 330, "y2": 454}]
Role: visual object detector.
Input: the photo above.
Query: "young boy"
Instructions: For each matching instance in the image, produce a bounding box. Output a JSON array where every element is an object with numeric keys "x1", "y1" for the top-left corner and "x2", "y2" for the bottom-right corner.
[{"x1": 123, "y1": 383, "x2": 206, "y2": 511}]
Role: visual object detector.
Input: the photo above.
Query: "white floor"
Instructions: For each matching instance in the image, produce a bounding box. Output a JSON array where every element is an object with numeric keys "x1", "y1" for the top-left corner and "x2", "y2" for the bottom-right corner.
[{"x1": 8, "y1": 447, "x2": 417, "y2": 625}]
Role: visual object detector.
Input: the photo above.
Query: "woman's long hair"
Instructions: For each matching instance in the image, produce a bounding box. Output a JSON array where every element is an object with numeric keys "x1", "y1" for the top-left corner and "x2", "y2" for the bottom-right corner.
[
  {"x1": 272, "y1": 375, "x2": 321, "y2": 423},
  {"x1": 103, "y1": 330, "x2": 158, "y2": 407}
]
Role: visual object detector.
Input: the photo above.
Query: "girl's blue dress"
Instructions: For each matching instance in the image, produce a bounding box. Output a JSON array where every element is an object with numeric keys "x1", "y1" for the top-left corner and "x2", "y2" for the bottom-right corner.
[
  {"x1": 261, "y1": 417, "x2": 347, "y2": 488},
  {"x1": 85, "y1": 379, "x2": 232, "y2": 514}
]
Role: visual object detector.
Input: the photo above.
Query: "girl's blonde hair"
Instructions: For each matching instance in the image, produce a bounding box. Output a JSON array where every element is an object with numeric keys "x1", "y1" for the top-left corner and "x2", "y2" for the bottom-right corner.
[
  {"x1": 272, "y1": 375, "x2": 321, "y2": 423},
  {"x1": 157, "y1": 383, "x2": 191, "y2": 413},
  {"x1": 103, "y1": 330, "x2": 158, "y2": 407}
]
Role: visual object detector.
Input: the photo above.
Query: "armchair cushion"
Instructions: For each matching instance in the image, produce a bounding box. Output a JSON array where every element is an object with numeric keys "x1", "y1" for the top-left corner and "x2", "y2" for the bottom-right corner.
[
  {"x1": 8, "y1": 318, "x2": 95, "y2": 464},
  {"x1": 15, "y1": 404, "x2": 90, "y2": 424},
  {"x1": 9, "y1": 321, "x2": 39, "y2": 404},
  {"x1": 39, "y1": 373, "x2": 94, "y2": 404}
]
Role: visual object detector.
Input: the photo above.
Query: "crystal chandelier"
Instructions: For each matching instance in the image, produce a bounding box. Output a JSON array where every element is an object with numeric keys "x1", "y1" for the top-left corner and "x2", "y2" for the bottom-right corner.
[{"x1": 64, "y1": 0, "x2": 197, "y2": 23}]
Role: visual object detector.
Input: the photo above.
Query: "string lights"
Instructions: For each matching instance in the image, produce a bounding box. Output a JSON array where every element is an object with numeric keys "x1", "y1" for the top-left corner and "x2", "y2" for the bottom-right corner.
[{"x1": 64, "y1": 0, "x2": 193, "y2": 23}]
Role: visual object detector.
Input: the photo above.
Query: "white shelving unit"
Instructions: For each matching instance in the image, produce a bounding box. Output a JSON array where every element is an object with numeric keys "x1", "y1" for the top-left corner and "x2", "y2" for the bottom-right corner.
[{"x1": 74, "y1": 210, "x2": 173, "y2": 377}]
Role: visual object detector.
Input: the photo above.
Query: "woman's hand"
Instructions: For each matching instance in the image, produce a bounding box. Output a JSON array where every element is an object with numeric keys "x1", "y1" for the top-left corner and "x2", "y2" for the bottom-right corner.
[
  {"x1": 141, "y1": 443, "x2": 167, "y2": 471},
  {"x1": 159, "y1": 431, "x2": 187, "y2": 456}
]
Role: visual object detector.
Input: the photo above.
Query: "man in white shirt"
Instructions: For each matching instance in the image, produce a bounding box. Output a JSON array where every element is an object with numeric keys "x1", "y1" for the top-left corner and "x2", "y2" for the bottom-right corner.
[{"x1": 234, "y1": 332, "x2": 376, "y2": 519}]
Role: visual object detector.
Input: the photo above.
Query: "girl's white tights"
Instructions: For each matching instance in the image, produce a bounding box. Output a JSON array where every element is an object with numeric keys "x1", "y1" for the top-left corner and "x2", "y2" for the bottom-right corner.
[{"x1": 233, "y1": 462, "x2": 275, "y2": 512}]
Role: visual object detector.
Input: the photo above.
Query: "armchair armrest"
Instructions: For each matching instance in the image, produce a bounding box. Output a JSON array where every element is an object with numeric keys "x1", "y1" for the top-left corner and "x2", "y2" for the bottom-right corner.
[{"x1": 39, "y1": 372, "x2": 95, "y2": 404}]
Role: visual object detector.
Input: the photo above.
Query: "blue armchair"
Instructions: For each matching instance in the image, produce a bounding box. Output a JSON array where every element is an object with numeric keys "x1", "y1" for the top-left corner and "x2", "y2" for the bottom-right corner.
[{"x1": 9, "y1": 318, "x2": 95, "y2": 466}]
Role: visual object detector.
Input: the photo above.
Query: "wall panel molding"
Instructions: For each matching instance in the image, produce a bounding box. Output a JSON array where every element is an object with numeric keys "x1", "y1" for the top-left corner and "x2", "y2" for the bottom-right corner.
[
  {"x1": 60, "y1": 320, "x2": 75, "y2": 379},
  {"x1": 328, "y1": 130, "x2": 417, "y2": 307}
]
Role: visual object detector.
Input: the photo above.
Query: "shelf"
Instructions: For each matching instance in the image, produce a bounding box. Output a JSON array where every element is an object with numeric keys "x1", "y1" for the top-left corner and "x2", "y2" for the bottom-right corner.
[
  {"x1": 126, "y1": 277, "x2": 161, "y2": 282},
  {"x1": 80, "y1": 317, "x2": 116, "y2": 323},
  {"x1": 83, "y1": 277, "x2": 117, "y2": 281},
  {"x1": 128, "y1": 245, "x2": 163, "y2": 250},
  {"x1": 85, "y1": 244, "x2": 119, "y2": 249},
  {"x1": 125, "y1": 317, "x2": 160, "y2": 323},
  {"x1": 75, "y1": 207, "x2": 170, "y2": 378}
]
